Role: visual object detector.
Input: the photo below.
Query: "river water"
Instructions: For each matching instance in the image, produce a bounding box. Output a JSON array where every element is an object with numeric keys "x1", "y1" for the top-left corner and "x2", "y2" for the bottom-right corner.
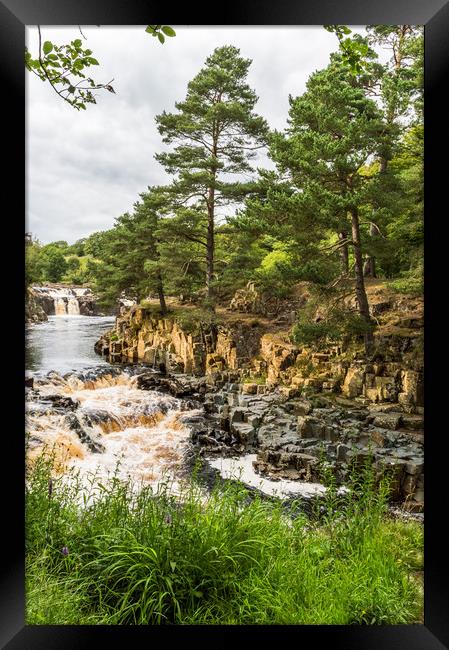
[
  {"x1": 26, "y1": 315, "x2": 326, "y2": 500},
  {"x1": 25, "y1": 315, "x2": 195, "y2": 494},
  {"x1": 26, "y1": 315, "x2": 116, "y2": 375}
]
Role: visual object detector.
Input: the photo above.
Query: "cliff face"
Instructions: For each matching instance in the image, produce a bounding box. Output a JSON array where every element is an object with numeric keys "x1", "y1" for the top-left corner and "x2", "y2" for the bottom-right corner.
[{"x1": 95, "y1": 292, "x2": 423, "y2": 413}]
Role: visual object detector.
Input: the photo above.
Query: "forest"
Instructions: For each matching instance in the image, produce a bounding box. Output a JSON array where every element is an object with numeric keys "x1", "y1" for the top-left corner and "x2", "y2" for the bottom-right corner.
[{"x1": 26, "y1": 25, "x2": 423, "y2": 355}]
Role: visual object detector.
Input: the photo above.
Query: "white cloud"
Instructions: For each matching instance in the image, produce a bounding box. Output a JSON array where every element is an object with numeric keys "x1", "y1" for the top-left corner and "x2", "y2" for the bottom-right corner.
[{"x1": 26, "y1": 25, "x2": 365, "y2": 244}]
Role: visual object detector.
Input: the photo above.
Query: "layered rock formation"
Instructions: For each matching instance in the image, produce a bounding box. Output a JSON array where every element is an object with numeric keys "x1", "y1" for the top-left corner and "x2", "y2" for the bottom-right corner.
[
  {"x1": 94, "y1": 285, "x2": 424, "y2": 510},
  {"x1": 25, "y1": 288, "x2": 48, "y2": 323}
]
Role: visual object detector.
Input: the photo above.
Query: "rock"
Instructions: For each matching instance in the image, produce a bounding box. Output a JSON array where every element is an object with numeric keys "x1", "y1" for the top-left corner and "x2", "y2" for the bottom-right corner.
[
  {"x1": 401, "y1": 414, "x2": 424, "y2": 431},
  {"x1": 289, "y1": 399, "x2": 313, "y2": 416},
  {"x1": 371, "y1": 413, "x2": 402, "y2": 430},
  {"x1": 63, "y1": 413, "x2": 105, "y2": 453},
  {"x1": 342, "y1": 367, "x2": 365, "y2": 398},
  {"x1": 231, "y1": 422, "x2": 257, "y2": 447},
  {"x1": 242, "y1": 383, "x2": 258, "y2": 395},
  {"x1": 405, "y1": 460, "x2": 424, "y2": 475},
  {"x1": 297, "y1": 415, "x2": 325, "y2": 439}
]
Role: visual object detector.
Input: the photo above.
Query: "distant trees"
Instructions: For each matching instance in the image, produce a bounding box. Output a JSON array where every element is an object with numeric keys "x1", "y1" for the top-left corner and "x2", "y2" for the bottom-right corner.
[{"x1": 91, "y1": 188, "x2": 168, "y2": 313}]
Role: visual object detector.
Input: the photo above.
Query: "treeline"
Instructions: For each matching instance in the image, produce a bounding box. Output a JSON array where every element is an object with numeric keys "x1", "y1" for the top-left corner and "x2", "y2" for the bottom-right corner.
[
  {"x1": 27, "y1": 27, "x2": 423, "y2": 353},
  {"x1": 25, "y1": 237, "x2": 101, "y2": 285}
]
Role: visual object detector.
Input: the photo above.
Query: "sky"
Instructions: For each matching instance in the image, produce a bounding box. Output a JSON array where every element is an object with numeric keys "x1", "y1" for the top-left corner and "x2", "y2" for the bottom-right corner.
[{"x1": 26, "y1": 25, "x2": 368, "y2": 245}]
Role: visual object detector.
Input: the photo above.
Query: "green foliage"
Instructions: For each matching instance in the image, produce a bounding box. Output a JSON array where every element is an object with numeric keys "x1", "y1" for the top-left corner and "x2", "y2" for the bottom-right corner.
[
  {"x1": 25, "y1": 451, "x2": 422, "y2": 625},
  {"x1": 173, "y1": 307, "x2": 221, "y2": 334},
  {"x1": 386, "y1": 261, "x2": 423, "y2": 296},
  {"x1": 25, "y1": 31, "x2": 109, "y2": 111},
  {"x1": 39, "y1": 245, "x2": 69, "y2": 283},
  {"x1": 25, "y1": 237, "x2": 44, "y2": 287},
  {"x1": 291, "y1": 288, "x2": 374, "y2": 348},
  {"x1": 145, "y1": 25, "x2": 176, "y2": 43}
]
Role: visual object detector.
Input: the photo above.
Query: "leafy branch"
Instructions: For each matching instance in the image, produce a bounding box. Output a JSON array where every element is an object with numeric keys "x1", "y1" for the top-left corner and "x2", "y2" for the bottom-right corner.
[{"x1": 25, "y1": 25, "x2": 176, "y2": 110}]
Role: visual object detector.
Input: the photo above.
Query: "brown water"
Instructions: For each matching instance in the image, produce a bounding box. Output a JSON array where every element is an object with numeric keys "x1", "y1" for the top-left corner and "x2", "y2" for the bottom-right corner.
[{"x1": 26, "y1": 318, "x2": 195, "y2": 495}]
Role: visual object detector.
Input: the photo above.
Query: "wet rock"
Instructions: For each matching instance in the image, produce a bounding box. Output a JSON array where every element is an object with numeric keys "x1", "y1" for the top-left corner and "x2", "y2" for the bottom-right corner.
[
  {"x1": 297, "y1": 415, "x2": 325, "y2": 439},
  {"x1": 62, "y1": 413, "x2": 105, "y2": 453},
  {"x1": 43, "y1": 395, "x2": 79, "y2": 411}
]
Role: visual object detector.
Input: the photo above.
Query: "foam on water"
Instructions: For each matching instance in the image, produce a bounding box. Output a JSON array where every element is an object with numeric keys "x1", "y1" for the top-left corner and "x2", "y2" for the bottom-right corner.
[{"x1": 208, "y1": 454, "x2": 327, "y2": 498}]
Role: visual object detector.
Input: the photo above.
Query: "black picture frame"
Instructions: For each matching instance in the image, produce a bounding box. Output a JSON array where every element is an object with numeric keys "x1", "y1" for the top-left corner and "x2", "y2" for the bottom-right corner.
[{"x1": 3, "y1": 1, "x2": 448, "y2": 647}]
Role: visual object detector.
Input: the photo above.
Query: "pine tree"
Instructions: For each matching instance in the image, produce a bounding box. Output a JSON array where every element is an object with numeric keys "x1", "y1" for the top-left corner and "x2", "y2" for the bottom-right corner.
[
  {"x1": 268, "y1": 60, "x2": 390, "y2": 353},
  {"x1": 93, "y1": 187, "x2": 168, "y2": 313},
  {"x1": 155, "y1": 45, "x2": 268, "y2": 302}
]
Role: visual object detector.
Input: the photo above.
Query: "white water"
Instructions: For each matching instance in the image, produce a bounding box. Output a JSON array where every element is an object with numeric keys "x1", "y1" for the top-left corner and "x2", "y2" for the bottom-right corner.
[
  {"x1": 67, "y1": 297, "x2": 80, "y2": 315},
  {"x1": 31, "y1": 286, "x2": 91, "y2": 317},
  {"x1": 26, "y1": 372, "x2": 194, "y2": 498},
  {"x1": 208, "y1": 454, "x2": 326, "y2": 499},
  {"x1": 54, "y1": 297, "x2": 67, "y2": 315}
]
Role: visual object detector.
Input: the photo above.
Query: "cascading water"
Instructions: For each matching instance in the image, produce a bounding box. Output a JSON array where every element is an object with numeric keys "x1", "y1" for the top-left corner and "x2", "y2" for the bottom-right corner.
[
  {"x1": 31, "y1": 286, "x2": 91, "y2": 316},
  {"x1": 26, "y1": 370, "x2": 196, "y2": 494},
  {"x1": 67, "y1": 297, "x2": 80, "y2": 315},
  {"x1": 54, "y1": 297, "x2": 67, "y2": 315}
]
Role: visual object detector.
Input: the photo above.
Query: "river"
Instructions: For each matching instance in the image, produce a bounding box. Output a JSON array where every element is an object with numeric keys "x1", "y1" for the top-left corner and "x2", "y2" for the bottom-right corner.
[{"x1": 25, "y1": 314, "x2": 326, "y2": 501}]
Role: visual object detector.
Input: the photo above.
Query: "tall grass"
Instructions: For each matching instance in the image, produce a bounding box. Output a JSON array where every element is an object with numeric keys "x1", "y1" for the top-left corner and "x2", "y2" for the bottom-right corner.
[{"x1": 25, "y1": 451, "x2": 423, "y2": 625}]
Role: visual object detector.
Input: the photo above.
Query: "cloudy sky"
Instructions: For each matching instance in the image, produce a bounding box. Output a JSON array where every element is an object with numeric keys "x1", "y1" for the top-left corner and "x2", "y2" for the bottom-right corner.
[{"x1": 26, "y1": 25, "x2": 368, "y2": 245}]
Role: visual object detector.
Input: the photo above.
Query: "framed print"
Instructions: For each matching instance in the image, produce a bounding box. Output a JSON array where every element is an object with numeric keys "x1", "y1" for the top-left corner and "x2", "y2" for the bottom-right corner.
[{"x1": 2, "y1": 0, "x2": 448, "y2": 647}]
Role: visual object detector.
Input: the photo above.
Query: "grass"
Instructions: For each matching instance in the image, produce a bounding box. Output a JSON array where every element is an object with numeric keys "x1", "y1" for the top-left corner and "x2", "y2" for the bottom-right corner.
[{"x1": 25, "y1": 451, "x2": 423, "y2": 625}]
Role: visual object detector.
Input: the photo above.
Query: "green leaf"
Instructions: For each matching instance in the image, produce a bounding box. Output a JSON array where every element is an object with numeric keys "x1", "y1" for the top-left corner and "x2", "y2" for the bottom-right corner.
[
  {"x1": 158, "y1": 33, "x2": 165, "y2": 44},
  {"x1": 79, "y1": 103, "x2": 86, "y2": 110},
  {"x1": 170, "y1": 561, "x2": 177, "y2": 572},
  {"x1": 43, "y1": 41, "x2": 53, "y2": 55},
  {"x1": 145, "y1": 25, "x2": 155, "y2": 34},
  {"x1": 88, "y1": 57, "x2": 99, "y2": 65},
  {"x1": 161, "y1": 26, "x2": 176, "y2": 37},
  {"x1": 73, "y1": 39, "x2": 82, "y2": 48}
]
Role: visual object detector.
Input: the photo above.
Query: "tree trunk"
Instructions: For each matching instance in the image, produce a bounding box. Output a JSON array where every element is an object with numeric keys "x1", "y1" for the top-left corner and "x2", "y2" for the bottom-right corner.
[
  {"x1": 363, "y1": 223, "x2": 377, "y2": 277},
  {"x1": 157, "y1": 272, "x2": 167, "y2": 315},
  {"x1": 206, "y1": 131, "x2": 217, "y2": 305},
  {"x1": 206, "y1": 195, "x2": 214, "y2": 302},
  {"x1": 339, "y1": 231, "x2": 349, "y2": 274},
  {"x1": 350, "y1": 208, "x2": 374, "y2": 354}
]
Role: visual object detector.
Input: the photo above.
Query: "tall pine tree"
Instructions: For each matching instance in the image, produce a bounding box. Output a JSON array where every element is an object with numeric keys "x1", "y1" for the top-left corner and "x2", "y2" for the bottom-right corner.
[
  {"x1": 155, "y1": 45, "x2": 268, "y2": 302},
  {"x1": 268, "y1": 59, "x2": 390, "y2": 353}
]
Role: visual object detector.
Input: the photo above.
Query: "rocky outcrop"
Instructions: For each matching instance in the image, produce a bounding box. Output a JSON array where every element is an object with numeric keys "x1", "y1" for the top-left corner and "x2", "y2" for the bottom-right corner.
[
  {"x1": 94, "y1": 295, "x2": 424, "y2": 510},
  {"x1": 26, "y1": 288, "x2": 48, "y2": 323},
  {"x1": 193, "y1": 374, "x2": 424, "y2": 511},
  {"x1": 95, "y1": 305, "x2": 424, "y2": 412},
  {"x1": 95, "y1": 307, "x2": 266, "y2": 377}
]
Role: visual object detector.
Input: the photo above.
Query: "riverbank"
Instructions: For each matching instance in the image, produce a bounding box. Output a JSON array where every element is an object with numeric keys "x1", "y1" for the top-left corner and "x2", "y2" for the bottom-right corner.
[
  {"x1": 93, "y1": 280, "x2": 424, "y2": 512},
  {"x1": 26, "y1": 449, "x2": 423, "y2": 625}
]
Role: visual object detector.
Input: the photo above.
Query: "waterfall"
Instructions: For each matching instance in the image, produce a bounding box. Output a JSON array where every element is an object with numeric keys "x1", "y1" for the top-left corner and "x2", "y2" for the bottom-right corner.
[
  {"x1": 67, "y1": 297, "x2": 80, "y2": 315},
  {"x1": 54, "y1": 297, "x2": 67, "y2": 315}
]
